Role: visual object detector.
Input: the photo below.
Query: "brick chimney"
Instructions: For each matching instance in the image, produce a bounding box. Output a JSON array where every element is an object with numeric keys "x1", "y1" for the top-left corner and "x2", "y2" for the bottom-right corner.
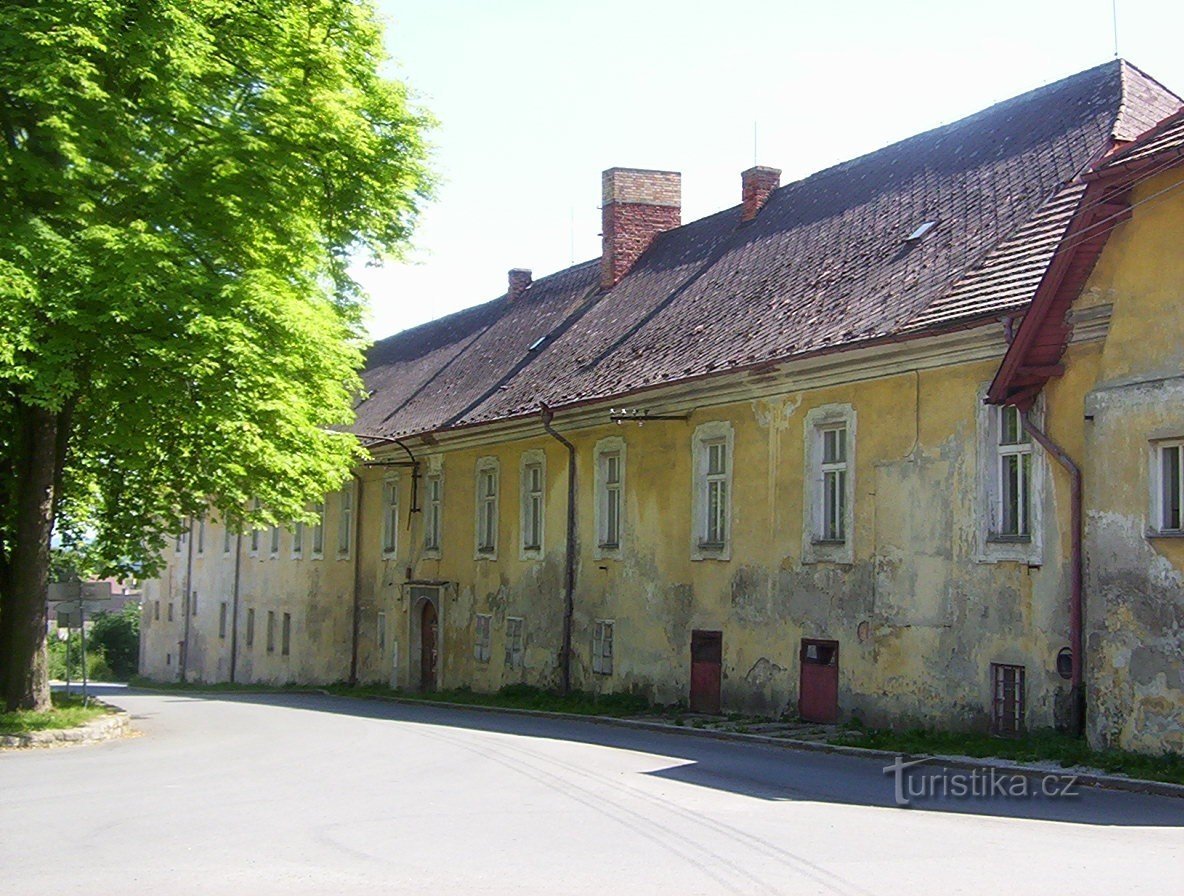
[
  {"x1": 741, "y1": 166, "x2": 781, "y2": 222},
  {"x1": 601, "y1": 167, "x2": 681, "y2": 289},
  {"x1": 507, "y1": 268, "x2": 532, "y2": 302}
]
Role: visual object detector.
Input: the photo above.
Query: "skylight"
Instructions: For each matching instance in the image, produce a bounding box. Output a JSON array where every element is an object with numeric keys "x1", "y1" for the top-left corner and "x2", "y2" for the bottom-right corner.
[{"x1": 905, "y1": 221, "x2": 937, "y2": 242}]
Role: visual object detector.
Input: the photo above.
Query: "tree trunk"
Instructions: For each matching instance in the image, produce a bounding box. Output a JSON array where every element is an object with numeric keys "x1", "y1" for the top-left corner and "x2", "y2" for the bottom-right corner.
[{"x1": 0, "y1": 404, "x2": 59, "y2": 711}]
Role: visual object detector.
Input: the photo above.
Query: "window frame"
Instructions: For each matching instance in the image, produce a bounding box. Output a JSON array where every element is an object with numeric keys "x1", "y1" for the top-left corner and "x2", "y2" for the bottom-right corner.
[
  {"x1": 803, "y1": 404, "x2": 856, "y2": 564},
  {"x1": 281, "y1": 612, "x2": 291, "y2": 657},
  {"x1": 691, "y1": 421, "x2": 734, "y2": 561},
  {"x1": 381, "y1": 476, "x2": 400, "y2": 558},
  {"x1": 592, "y1": 620, "x2": 614, "y2": 676},
  {"x1": 423, "y1": 467, "x2": 443, "y2": 558},
  {"x1": 1150, "y1": 439, "x2": 1184, "y2": 535},
  {"x1": 266, "y1": 610, "x2": 276, "y2": 653},
  {"x1": 337, "y1": 486, "x2": 354, "y2": 559},
  {"x1": 594, "y1": 437, "x2": 626, "y2": 559},
  {"x1": 977, "y1": 391, "x2": 1044, "y2": 564},
  {"x1": 245, "y1": 608, "x2": 255, "y2": 648},
  {"x1": 311, "y1": 501, "x2": 325, "y2": 559},
  {"x1": 249, "y1": 498, "x2": 262, "y2": 557},
  {"x1": 474, "y1": 613, "x2": 492, "y2": 663},
  {"x1": 474, "y1": 456, "x2": 500, "y2": 560},
  {"x1": 504, "y1": 616, "x2": 524, "y2": 669},
  {"x1": 291, "y1": 519, "x2": 304, "y2": 559},
  {"x1": 519, "y1": 450, "x2": 546, "y2": 560},
  {"x1": 269, "y1": 522, "x2": 281, "y2": 558}
]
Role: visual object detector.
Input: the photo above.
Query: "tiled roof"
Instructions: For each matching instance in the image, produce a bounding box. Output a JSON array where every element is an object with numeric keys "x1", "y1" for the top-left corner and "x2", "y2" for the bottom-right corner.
[
  {"x1": 359, "y1": 60, "x2": 1181, "y2": 440},
  {"x1": 1096, "y1": 106, "x2": 1184, "y2": 171}
]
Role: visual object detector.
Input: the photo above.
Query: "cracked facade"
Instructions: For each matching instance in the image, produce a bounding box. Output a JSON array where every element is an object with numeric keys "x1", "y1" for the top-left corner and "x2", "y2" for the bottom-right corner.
[{"x1": 141, "y1": 62, "x2": 1184, "y2": 754}]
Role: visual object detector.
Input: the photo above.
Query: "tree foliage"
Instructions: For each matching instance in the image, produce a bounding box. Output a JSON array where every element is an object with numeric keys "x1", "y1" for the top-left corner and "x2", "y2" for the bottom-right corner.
[{"x1": 0, "y1": 0, "x2": 433, "y2": 709}]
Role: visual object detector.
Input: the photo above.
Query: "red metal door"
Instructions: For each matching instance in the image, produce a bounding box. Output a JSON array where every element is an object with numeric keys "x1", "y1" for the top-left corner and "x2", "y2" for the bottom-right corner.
[
  {"x1": 690, "y1": 630, "x2": 722, "y2": 714},
  {"x1": 420, "y1": 601, "x2": 438, "y2": 692},
  {"x1": 798, "y1": 639, "x2": 838, "y2": 723}
]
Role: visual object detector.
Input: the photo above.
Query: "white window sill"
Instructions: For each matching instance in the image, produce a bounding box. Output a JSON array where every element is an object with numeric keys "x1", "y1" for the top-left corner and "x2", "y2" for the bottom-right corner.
[{"x1": 1146, "y1": 529, "x2": 1184, "y2": 539}]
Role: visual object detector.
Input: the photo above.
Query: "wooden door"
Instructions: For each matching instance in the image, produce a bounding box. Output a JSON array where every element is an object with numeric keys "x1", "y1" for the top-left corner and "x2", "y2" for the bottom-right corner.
[
  {"x1": 689, "y1": 630, "x2": 722, "y2": 714},
  {"x1": 798, "y1": 639, "x2": 839, "y2": 723},
  {"x1": 420, "y1": 600, "x2": 438, "y2": 691}
]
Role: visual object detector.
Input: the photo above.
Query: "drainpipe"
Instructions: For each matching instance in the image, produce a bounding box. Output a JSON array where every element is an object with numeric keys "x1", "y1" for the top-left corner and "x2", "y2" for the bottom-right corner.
[
  {"x1": 179, "y1": 515, "x2": 196, "y2": 683},
  {"x1": 349, "y1": 473, "x2": 364, "y2": 686},
  {"x1": 229, "y1": 531, "x2": 243, "y2": 684},
  {"x1": 1023, "y1": 412, "x2": 1085, "y2": 737},
  {"x1": 540, "y1": 404, "x2": 577, "y2": 696}
]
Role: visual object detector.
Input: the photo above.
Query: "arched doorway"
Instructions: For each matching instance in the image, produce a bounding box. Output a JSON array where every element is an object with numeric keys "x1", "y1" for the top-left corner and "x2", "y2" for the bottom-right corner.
[{"x1": 419, "y1": 600, "x2": 438, "y2": 692}]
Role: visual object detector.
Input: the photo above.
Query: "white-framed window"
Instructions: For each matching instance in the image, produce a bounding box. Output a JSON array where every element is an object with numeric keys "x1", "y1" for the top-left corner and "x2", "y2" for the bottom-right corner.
[
  {"x1": 269, "y1": 523, "x2": 280, "y2": 558},
  {"x1": 337, "y1": 486, "x2": 353, "y2": 558},
  {"x1": 381, "y1": 477, "x2": 399, "y2": 557},
  {"x1": 691, "y1": 422, "x2": 734, "y2": 560},
  {"x1": 594, "y1": 437, "x2": 626, "y2": 558},
  {"x1": 592, "y1": 620, "x2": 614, "y2": 675},
  {"x1": 423, "y1": 471, "x2": 443, "y2": 557},
  {"x1": 291, "y1": 520, "x2": 304, "y2": 559},
  {"x1": 977, "y1": 392, "x2": 1043, "y2": 564},
  {"x1": 803, "y1": 404, "x2": 856, "y2": 564},
  {"x1": 519, "y1": 450, "x2": 545, "y2": 559},
  {"x1": 249, "y1": 498, "x2": 261, "y2": 556},
  {"x1": 312, "y1": 502, "x2": 325, "y2": 559},
  {"x1": 475, "y1": 457, "x2": 499, "y2": 558},
  {"x1": 474, "y1": 613, "x2": 492, "y2": 663},
  {"x1": 504, "y1": 616, "x2": 524, "y2": 668},
  {"x1": 377, "y1": 611, "x2": 387, "y2": 654},
  {"x1": 1152, "y1": 440, "x2": 1183, "y2": 534}
]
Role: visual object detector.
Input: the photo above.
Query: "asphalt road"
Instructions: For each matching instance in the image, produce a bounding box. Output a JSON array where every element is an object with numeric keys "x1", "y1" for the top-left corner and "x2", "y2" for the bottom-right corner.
[{"x1": 1, "y1": 686, "x2": 1180, "y2": 895}]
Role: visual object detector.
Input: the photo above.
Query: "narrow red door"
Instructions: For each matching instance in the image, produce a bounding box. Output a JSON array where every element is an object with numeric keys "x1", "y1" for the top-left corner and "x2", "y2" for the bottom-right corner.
[
  {"x1": 420, "y1": 601, "x2": 438, "y2": 692},
  {"x1": 798, "y1": 639, "x2": 839, "y2": 723},
  {"x1": 689, "y1": 630, "x2": 722, "y2": 714}
]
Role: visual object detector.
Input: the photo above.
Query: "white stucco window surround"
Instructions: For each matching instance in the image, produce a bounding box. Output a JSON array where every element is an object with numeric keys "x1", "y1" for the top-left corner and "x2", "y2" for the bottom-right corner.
[
  {"x1": 1149, "y1": 436, "x2": 1184, "y2": 536},
  {"x1": 594, "y1": 436, "x2": 626, "y2": 560},
  {"x1": 336, "y1": 483, "x2": 355, "y2": 560},
  {"x1": 803, "y1": 403, "x2": 856, "y2": 564},
  {"x1": 422, "y1": 455, "x2": 444, "y2": 560},
  {"x1": 691, "y1": 421, "x2": 734, "y2": 561},
  {"x1": 976, "y1": 389, "x2": 1044, "y2": 564},
  {"x1": 519, "y1": 449, "x2": 546, "y2": 560},
  {"x1": 381, "y1": 475, "x2": 400, "y2": 559},
  {"x1": 474, "y1": 456, "x2": 500, "y2": 560}
]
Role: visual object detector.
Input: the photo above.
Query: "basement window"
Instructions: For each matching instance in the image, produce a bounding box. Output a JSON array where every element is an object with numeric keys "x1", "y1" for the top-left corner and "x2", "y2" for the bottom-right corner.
[
  {"x1": 592, "y1": 620, "x2": 614, "y2": 676},
  {"x1": 1153, "y1": 441, "x2": 1183, "y2": 534},
  {"x1": 474, "y1": 614, "x2": 492, "y2": 663},
  {"x1": 991, "y1": 663, "x2": 1026, "y2": 736}
]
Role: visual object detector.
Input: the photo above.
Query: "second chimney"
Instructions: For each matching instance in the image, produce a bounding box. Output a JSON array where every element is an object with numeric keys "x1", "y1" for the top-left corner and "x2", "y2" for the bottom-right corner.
[
  {"x1": 601, "y1": 167, "x2": 681, "y2": 289},
  {"x1": 741, "y1": 165, "x2": 781, "y2": 222},
  {"x1": 507, "y1": 268, "x2": 532, "y2": 302}
]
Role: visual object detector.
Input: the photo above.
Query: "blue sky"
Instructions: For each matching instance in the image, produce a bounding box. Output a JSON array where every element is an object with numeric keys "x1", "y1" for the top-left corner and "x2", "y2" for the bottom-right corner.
[{"x1": 355, "y1": 0, "x2": 1184, "y2": 339}]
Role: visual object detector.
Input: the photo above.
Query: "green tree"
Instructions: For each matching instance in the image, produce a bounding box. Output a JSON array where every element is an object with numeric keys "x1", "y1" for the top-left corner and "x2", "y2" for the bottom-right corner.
[
  {"x1": 0, "y1": 0, "x2": 433, "y2": 710},
  {"x1": 89, "y1": 602, "x2": 141, "y2": 681}
]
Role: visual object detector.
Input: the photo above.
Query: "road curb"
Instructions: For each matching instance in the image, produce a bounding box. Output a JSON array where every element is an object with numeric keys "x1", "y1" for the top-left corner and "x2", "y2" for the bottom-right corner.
[
  {"x1": 0, "y1": 700, "x2": 132, "y2": 749},
  {"x1": 131, "y1": 685, "x2": 1184, "y2": 800},
  {"x1": 328, "y1": 691, "x2": 1184, "y2": 801}
]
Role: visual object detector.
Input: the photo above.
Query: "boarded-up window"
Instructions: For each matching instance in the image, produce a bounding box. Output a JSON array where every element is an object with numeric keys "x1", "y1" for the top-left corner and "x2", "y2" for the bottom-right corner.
[{"x1": 592, "y1": 621, "x2": 614, "y2": 676}]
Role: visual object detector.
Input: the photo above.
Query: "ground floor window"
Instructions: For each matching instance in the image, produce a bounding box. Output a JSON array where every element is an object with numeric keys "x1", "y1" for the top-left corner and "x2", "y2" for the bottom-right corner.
[
  {"x1": 281, "y1": 613, "x2": 291, "y2": 656},
  {"x1": 504, "y1": 617, "x2": 524, "y2": 668},
  {"x1": 991, "y1": 663, "x2": 1025, "y2": 736},
  {"x1": 474, "y1": 614, "x2": 492, "y2": 662},
  {"x1": 246, "y1": 608, "x2": 255, "y2": 648},
  {"x1": 592, "y1": 621, "x2": 614, "y2": 675}
]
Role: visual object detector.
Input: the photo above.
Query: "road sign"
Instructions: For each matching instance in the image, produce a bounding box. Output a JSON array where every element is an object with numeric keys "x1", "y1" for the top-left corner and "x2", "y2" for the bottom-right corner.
[
  {"x1": 48, "y1": 581, "x2": 81, "y2": 603},
  {"x1": 81, "y1": 581, "x2": 112, "y2": 601}
]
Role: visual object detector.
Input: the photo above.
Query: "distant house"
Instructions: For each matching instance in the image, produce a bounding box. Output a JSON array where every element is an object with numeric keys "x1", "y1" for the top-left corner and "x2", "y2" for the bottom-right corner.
[{"x1": 141, "y1": 60, "x2": 1184, "y2": 754}]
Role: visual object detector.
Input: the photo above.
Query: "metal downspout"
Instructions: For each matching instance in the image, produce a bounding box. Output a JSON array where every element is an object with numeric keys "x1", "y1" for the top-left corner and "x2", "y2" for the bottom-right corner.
[
  {"x1": 540, "y1": 404, "x2": 577, "y2": 696},
  {"x1": 1023, "y1": 412, "x2": 1085, "y2": 736},
  {"x1": 229, "y1": 531, "x2": 243, "y2": 684},
  {"x1": 349, "y1": 473, "x2": 364, "y2": 686},
  {"x1": 179, "y1": 516, "x2": 196, "y2": 683}
]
